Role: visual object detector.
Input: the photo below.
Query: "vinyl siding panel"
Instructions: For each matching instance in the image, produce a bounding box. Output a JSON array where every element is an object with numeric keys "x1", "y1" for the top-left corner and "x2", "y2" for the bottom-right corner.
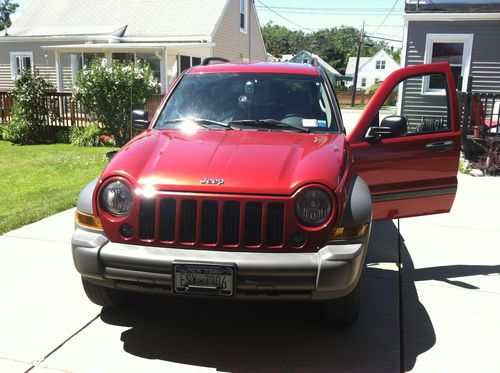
[
  {"x1": 213, "y1": 0, "x2": 266, "y2": 61},
  {"x1": 0, "y1": 41, "x2": 74, "y2": 91},
  {"x1": 401, "y1": 20, "x2": 500, "y2": 130},
  {"x1": 405, "y1": 20, "x2": 500, "y2": 92}
]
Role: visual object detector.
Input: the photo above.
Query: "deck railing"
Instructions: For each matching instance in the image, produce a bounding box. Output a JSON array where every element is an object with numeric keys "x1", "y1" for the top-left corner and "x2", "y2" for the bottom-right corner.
[{"x1": 0, "y1": 92, "x2": 165, "y2": 126}]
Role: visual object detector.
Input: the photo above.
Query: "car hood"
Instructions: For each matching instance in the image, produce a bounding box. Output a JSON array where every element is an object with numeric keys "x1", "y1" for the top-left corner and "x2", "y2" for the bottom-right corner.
[{"x1": 101, "y1": 129, "x2": 346, "y2": 195}]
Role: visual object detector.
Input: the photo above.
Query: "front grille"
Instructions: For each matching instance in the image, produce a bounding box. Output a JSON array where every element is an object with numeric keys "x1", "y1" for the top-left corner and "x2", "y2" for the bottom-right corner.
[{"x1": 138, "y1": 196, "x2": 285, "y2": 249}]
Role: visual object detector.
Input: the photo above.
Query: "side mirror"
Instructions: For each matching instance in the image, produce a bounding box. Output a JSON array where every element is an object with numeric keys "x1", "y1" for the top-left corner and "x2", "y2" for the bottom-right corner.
[
  {"x1": 132, "y1": 109, "x2": 150, "y2": 130},
  {"x1": 366, "y1": 115, "x2": 407, "y2": 140}
]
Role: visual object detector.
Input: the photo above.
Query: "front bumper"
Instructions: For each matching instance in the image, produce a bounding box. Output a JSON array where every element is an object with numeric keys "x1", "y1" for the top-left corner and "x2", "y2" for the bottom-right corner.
[{"x1": 72, "y1": 228, "x2": 369, "y2": 300}]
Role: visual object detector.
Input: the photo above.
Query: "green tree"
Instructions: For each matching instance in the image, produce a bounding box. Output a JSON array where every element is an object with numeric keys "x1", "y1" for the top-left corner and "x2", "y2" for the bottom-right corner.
[
  {"x1": 261, "y1": 24, "x2": 390, "y2": 75},
  {"x1": 73, "y1": 59, "x2": 158, "y2": 146},
  {"x1": 261, "y1": 22, "x2": 307, "y2": 57},
  {"x1": 0, "y1": 0, "x2": 19, "y2": 32}
]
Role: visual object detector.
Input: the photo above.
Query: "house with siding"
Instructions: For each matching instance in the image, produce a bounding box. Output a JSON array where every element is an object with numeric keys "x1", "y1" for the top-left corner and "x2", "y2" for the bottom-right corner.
[
  {"x1": 345, "y1": 49, "x2": 400, "y2": 91},
  {"x1": 400, "y1": 0, "x2": 500, "y2": 131},
  {"x1": 403, "y1": 0, "x2": 500, "y2": 93},
  {"x1": 0, "y1": 0, "x2": 267, "y2": 94}
]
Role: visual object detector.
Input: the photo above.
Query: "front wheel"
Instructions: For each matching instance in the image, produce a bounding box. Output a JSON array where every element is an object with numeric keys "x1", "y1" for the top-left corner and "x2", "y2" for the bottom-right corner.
[
  {"x1": 81, "y1": 277, "x2": 128, "y2": 308},
  {"x1": 323, "y1": 282, "x2": 360, "y2": 327}
]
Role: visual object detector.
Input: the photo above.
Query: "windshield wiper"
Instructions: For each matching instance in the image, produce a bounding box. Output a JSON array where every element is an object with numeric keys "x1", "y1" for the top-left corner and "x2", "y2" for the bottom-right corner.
[
  {"x1": 229, "y1": 119, "x2": 310, "y2": 133},
  {"x1": 160, "y1": 118, "x2": 233, "y2": 130}
]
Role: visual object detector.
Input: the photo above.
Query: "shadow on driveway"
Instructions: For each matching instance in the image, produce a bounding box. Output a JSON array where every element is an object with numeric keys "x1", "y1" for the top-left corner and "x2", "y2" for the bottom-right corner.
[{"x1": 99, "y1": 221, "x2": 498, "y2": 372}]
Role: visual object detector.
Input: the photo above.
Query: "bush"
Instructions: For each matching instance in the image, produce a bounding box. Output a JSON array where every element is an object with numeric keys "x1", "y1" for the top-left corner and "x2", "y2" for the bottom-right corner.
[
  {"x1": 55, "y1": 129, "x2": 70, "y2": 144},
  {"x1": 73, "y1": 59, "x2": 158, "y2": 146},
  {"x1": 70, "y1": 123, "x2": 104, "y2": 147},
  {"x1": 3, "y1": 106, "x2": 34, "y2": 144},
  {"x1": 5, "y1": 69, "x2": 54, "y2": 144}
]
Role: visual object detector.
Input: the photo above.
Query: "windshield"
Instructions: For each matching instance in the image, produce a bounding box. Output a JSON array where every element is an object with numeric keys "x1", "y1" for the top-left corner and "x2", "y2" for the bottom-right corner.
[{"x1": 155, "y1": 72, "x2": 339, "y2": 132}]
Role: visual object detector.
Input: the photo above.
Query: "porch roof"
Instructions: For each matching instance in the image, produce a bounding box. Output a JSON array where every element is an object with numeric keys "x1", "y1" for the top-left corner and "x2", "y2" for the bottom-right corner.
[{"x1": 41, "y1": 42, "x2": 215, "y2": 54}]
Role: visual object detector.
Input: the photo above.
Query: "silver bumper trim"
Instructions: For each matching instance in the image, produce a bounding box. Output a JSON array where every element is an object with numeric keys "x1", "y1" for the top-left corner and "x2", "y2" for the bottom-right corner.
[{"x1": 72, "y1": 228, "x2": 368, "y2": 300}]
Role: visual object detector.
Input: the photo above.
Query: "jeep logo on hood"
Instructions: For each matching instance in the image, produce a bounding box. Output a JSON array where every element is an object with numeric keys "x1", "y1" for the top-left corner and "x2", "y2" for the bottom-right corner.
[{"x1": 200, "y1": 178, "x2": 225, "y2": 185}]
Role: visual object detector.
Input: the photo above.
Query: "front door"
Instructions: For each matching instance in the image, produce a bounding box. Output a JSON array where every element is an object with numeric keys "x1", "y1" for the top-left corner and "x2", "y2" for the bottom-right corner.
[{"x1": 347, "y1": 62, "x2": 461, "y2": 221}]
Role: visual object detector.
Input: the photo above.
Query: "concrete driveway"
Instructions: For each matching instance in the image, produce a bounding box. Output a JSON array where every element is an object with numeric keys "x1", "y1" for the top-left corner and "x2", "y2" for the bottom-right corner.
[{"x1": 1, "y1": 174, "x2": 499, "y2": 373}]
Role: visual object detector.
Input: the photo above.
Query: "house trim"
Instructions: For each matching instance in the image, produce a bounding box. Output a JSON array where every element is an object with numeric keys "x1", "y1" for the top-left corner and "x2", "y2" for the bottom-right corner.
[
  {"x1": 397, "y1": 19, "x2": 409, "y2": 115},
  {"x1": 0, "y1": 35, "x2": 213, "y2": 44},
  {"x1": 422, "y1": 33, "x2": 474, "y2": 93},
  {"x1": 403, "y1": 13, "x2": 500, "y2": 21},
  {"x1": 9, "y1": 51, "x2": 34, "y2": 79}
]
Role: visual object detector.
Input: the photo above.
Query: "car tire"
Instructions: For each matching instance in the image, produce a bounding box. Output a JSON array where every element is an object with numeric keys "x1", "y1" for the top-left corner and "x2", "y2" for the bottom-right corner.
[
  {"x1": 324, "y1": 282, "x2": 360, "y2": 327},
  {"x1": 81, "y1": 277, "x2": 127, "y2": 308}
]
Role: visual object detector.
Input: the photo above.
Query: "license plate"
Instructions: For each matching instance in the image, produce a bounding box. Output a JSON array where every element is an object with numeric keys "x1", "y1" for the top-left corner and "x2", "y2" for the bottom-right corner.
[{"x1": 174, "y1": 264, "x2": 234, "y2": 296}]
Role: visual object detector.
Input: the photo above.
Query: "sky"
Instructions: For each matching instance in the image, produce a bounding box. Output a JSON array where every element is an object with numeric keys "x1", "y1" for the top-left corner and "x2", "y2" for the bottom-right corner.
[{"x1": 11, "y1": 0, "x2": 406, "y2": 47}]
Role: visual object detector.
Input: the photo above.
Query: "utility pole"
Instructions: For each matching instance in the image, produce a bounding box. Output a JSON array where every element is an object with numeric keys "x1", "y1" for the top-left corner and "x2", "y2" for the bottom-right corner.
[{"x1": 351, "y1": 21, "x2": 365, "y2": 107}]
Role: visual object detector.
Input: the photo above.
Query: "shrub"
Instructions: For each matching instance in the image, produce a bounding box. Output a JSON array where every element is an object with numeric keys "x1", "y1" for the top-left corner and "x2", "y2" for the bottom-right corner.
[
  {"x1": 70, "y1": 123, "x2": 104, "y2": 147},
  {"x1": 73, "y1": 59, "x2": 158, "y2": 146},
  {"x1": 471, "y1": 137, "x2": 500, "y2": 176},
  {"x1": 5, "y1": 69, "x2": 54, "y2": 144},
  {"x1": 3, "y1": 106, "x2": 34, "y2": 144},
  {"x1": 55, "y1": 129, "x2": 70, "y2": 144}
]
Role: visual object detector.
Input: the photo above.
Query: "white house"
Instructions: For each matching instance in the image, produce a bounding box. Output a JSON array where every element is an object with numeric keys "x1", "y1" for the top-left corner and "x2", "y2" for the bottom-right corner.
[
  {"x1": 345, "y1": 49, "x2": 400, "y2": 90},
  {"x1": 0, "y1": 0, "x2": 267, "y2": 94}
]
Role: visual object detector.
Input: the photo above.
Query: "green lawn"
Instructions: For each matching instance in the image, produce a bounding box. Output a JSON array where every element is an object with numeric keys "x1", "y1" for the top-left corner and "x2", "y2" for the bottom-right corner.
[{"x1": 0, "y1": 141, "x2": 116, "y2": 234}]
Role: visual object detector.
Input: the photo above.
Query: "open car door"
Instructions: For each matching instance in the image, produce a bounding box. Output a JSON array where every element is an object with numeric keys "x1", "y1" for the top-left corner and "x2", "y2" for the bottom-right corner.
[{"x1": 347, "y1": 62, "x2": 461, "y2": 221}]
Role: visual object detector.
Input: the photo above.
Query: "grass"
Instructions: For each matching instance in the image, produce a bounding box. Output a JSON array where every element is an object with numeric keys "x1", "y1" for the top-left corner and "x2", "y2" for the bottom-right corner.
[{"x1": 0, "y1": 141, "x2": 116, "y2": 234}]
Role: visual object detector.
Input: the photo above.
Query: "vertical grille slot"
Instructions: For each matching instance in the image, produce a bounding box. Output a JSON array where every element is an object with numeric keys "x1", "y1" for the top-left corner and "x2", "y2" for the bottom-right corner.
[
  {"x1": 267, "y1": 203, "x2": 284, "y2": 246},
  {"x1": 139, "y1": 199, "x2": 156, "y2": 239},
  {"x1": 201, "y1": 200, "x2": 218, "y2": 244},
  {"x1": 223, "y1": 201, "x2": 240, "y2": 245},
  {"x1": 244, "y1": 202, "x2": 262, "y2": 246},
  {"x1": 180, "y1": 200, "x2": 197, "y2": 243},
  {"x1": 159, "y1": 198, "x2": 176, "y2": 241}
]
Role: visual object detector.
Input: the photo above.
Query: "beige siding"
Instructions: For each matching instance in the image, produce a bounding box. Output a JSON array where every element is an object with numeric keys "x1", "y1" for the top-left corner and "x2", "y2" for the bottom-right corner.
[
  {"x1": 249, "y1": 1, "x2": 266, "y2": 61},
  {"x1": 0, "y1": 41, "x2": 80, "y2": 91},
  {"x1": 212, "y1": 0, "x2": 266, "y2": 62}
]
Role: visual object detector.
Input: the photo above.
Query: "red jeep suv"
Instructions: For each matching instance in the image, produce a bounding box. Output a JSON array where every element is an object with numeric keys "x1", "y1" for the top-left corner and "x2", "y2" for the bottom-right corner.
[{"x1": 72, "y1": 57, "x2": 460, "y2": 326}]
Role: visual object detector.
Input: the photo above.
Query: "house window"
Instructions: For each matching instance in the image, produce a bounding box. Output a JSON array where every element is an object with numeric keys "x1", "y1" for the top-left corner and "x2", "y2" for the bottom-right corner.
[
  {"x1": 112, "y1": 53, "x2": 135, "y2": 64},
  {"x1": 240, "y1": 0, "x2": 247, "y2": 33},
  {"x1": 179, "y1": 55, "x2": 202, "y2": 73},
  {"x1": 376, "y1": 60, "x2": 385, "y2": 70},
  {"x1": 10, "y1": 52, "x2": 33, "y2": 79},
  {"x1": 361, "y1": 78, "x2": 367, "y2": 88},
  {"x1": 423, "y1": 34, "x2": 473, "y2": 93}
]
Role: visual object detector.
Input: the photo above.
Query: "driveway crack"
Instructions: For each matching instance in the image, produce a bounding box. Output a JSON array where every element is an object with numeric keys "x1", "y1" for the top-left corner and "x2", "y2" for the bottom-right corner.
[{"x1": 24, "y1": 313, "x2": 100, "y2": 373}]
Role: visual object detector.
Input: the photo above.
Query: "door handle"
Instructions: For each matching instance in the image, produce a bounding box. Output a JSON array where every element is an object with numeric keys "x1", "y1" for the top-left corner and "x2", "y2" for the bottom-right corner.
[{"x1": 425, "y1": 140, "x2": 454, "y2": 152}]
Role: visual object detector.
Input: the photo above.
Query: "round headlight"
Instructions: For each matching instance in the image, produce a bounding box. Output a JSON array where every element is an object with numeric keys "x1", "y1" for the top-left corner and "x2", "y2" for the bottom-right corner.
[
  {"x1": 295, "y1": 188, "x2": 332, "y2": 226},
  {"x1": 101, "y1": 181, "x2": 133, "y2": 217}
]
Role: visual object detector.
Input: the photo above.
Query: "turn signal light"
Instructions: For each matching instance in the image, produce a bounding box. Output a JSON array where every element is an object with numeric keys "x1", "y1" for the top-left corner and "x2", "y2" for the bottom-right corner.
[
  {"x1": 328, "y1": 224, "x2": 368, "y2": 241},
  {"x1": 76, "y1": 211, "x2": 103, "y2": 230}
]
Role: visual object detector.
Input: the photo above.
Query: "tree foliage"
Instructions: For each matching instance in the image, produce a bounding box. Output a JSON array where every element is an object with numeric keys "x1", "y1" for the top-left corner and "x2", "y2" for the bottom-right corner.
[
  {"x1": 73, "y1": 59, "x2": 158, "y2": 147},
  {"x1": 0, "y1": 0, "x2": 19, "y2": 32},
  {"x1": 3, "y1": 69, "x2": 54, "y2": 144},
  {"x1": 261, "y1": 22, "x2": 401, "y2": 75}
]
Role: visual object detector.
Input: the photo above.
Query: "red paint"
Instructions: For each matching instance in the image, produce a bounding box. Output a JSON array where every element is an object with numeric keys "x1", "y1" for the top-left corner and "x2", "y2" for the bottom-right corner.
[
  {"x1": 347, "y1": 62, "x2": 460, "y2": 220},
  {"x1": 101, "y1": 131, "x2": 346, "y2": 196},
  {"x1": 91, "y1": 61, "x2": 461, "y2": 251},
  {"x1": 189, "y1": 62, "x2": 320, "y2": 76}
]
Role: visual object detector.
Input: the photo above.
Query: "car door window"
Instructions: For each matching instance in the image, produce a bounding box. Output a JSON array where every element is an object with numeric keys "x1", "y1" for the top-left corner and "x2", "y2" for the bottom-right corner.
[{"x1": 370, "y1": 73, "x2": 451, "y2": 137}]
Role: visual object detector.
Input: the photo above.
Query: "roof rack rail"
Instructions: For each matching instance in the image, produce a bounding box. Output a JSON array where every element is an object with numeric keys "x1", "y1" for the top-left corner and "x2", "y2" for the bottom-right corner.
[{"x1": 201, "y1": 57, "x2": 231, "y2": 66}]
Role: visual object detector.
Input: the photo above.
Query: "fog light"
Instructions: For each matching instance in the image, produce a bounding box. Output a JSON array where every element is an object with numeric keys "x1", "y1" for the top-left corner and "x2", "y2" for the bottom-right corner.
[
  {"x1": 119, "y1": 223, "x2": 134, "y2": 238},
  {"x1": 291, "y1": 231, "x2": 306, "y2": 247}
]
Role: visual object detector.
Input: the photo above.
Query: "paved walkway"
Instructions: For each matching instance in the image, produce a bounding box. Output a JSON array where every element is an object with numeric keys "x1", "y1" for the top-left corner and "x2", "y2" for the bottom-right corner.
[{"x1": 0, "y1": 174, "x2": 499, "y2": 372}]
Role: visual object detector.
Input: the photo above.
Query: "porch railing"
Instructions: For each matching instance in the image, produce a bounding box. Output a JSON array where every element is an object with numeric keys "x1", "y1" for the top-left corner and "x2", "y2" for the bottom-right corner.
[
  {"x1": 458, "y1": 91, "x2": 500, "y2": 139},
  {"x1": 0, "y1": 92, "x2": 165, "y2": 126}
]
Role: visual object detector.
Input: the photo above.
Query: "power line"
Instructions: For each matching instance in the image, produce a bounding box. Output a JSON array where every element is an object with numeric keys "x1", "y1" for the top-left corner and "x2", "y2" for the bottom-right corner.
[
  {"x1": 255, "y1": 0, "x2": 315, "y2": 32},
  {"x1": 255, "y1": 6, "x2": 405, "y2": 12},
  {"x1": 373, "y1": 0, "x2": 401, "y2": 35},
  {"x1": 257, "y1": 7, "x2": 403, "y2": 16}
]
